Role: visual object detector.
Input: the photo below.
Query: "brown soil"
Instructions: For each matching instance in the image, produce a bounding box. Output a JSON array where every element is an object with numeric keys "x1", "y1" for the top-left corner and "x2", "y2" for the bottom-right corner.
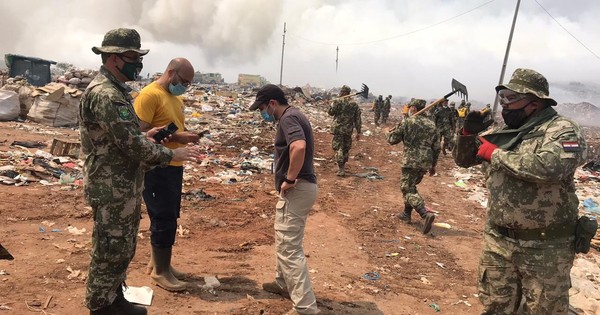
[{"x1": 0, "y1": 116, "x2": 487, "y2": 315}]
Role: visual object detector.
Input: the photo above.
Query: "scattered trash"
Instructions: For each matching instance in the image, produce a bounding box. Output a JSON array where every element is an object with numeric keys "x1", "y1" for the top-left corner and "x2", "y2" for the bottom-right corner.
[
  {"x1": 354, "y1": 172, "x2": 384, "y2": 180},
  {"x1": 56, "y1": 259, "x2": 65, "y2": 264},
  {"x1": 67, "y1": 225, "x2": 86, "y2": 235},
  {"x1": 582, "y1": 198, "x2": 600, "y2": 215},
  {"x1": 177, "y1": 224, "x2": 190, "y2": 237},
  {"x1": 436, "y1": 262, "x2": 446, "y2": 269},
  {"x1": 454, "y1": 180, "x2": 466, "y2": 187},
  {"x1": 433, "y1": 222, "x2": 452, "y2": 229},
  {"x1": 199, "y1": 276, "x2": 221, "y2": 295},
  {"x1": 452, "y1": 299, "x2": 472, "y2": 307},
  {"x1": 420, "y1": 276, "x2": 430, "y2": 285},
  {"x1": 0, "y1": 270, "x2": 9, "y2": 275},
  {"x1": 39, "y1": 227, "x2": 46, "y2": 233},
  {"x1": 66, "y1": 266, "x2": 81, "y2": 280},
  {"x1": 385, "y1": 253, "x2": 399, "y2": 257},
  {"x1": 362, "y1": 271, "x2": 380, "y2": 281},
  {"x1": 11, "y1": 140, "x2": 46, "y2": 148},
  {"x1": 182, "y1": 188, "x2": 215, "y2": 201},
  {"x1": 123, "y1": 286, "x2": 153, "y2": 306},
  {"x1": 338, "y1": 211, "x2": 351, "y2": 217},
  {"x1": 429, "y1": 303, "x2": 441, "y2": 312}
]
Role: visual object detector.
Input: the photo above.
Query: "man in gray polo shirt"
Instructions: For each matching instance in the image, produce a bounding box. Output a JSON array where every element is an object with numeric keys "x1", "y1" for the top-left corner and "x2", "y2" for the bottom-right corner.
[{"x1": 250, "y1": 84, "x2": 319, "y2": 315}]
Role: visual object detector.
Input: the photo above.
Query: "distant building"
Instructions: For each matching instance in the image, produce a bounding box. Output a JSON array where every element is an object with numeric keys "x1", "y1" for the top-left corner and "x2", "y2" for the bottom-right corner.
[
  {"x1": 238, "y1": 74, "x2": 268, "y2": 87},
  {"x1": 4, "y1": 54, "x2": 57, "y2": 86},
  {"x1": 193, "y1": 72, "x2": 224, "y2": 84}
]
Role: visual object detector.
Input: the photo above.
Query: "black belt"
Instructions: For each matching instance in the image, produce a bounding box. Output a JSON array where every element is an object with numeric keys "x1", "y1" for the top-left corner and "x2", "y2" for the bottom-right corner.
[{"x1": 491, "y1": 223, "x2": 575, "y2": 241}]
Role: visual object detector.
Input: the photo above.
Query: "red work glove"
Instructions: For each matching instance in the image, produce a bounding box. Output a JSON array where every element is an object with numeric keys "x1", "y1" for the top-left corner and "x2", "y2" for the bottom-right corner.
[{"x1": 477, "y1": 137, "x2": 498, "y2": 162}]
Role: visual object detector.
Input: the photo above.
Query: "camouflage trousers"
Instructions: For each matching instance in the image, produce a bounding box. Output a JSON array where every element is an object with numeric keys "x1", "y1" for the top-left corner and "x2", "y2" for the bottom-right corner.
[
  {"x1": 400, "y1": 167, "x2": 427, "y2": 209},
  {"x1": 478, "y1": 228, "x2": 575, "y2": 315},
  {"x1": 381, "y1": 109, "x2": 390, "y2": 124},
  {"x1": 85, "y1": 197, "x2": 142, "y2": 311},
  {"x1": 374, "y1": 110, "x2": 381, "y2": 125},
  {"x1": 332, "y1": 133, "x2": 353, "y2": 164},
  {"x1": 439, "y1": 126, "x2": 455, "y2": 150}
]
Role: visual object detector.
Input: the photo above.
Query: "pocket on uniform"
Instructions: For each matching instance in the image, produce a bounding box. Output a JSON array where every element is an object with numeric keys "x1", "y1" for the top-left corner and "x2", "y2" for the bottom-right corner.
[{"x1": 274, "y1": 198, "x2": 287, "y2": 227}]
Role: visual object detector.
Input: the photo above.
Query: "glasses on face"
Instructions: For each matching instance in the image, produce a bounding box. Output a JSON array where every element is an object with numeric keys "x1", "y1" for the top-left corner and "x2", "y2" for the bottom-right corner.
[
  {"x1": 498, "y1": 90, "x2": 529, "y2": 106},
  {"x1": 175, "y1": 72, "x2": 192, "y2": 87}
]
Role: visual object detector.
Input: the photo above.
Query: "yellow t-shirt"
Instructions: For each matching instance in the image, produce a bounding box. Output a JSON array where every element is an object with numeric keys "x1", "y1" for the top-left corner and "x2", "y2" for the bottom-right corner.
[{"x1": 134, "y1": 82, "x2": 186, "y2": 166}]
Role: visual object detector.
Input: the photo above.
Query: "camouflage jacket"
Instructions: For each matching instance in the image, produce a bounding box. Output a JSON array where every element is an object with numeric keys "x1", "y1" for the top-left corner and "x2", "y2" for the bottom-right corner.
[
  {"x1": 386, "y1": 114, "x2": 440, "y2": 169},
  {"x1": 434, "y1": 105, "x2": 454, "y2": 130},
  {"x1": 79, "y1": 66, "x2": 173, "y2": 207},
  {"x1": 382, "y1": 99, "x2": 391, "y2": 112},
  {"x1": 456, "y1": 113, "x2": 587, "y2": 231},
  {"x1": 328, "y1": 99, "x2": 361, "y2": 135},
  {"x1": 373, "y1": 99, "x2": 383, "y2": 112}
]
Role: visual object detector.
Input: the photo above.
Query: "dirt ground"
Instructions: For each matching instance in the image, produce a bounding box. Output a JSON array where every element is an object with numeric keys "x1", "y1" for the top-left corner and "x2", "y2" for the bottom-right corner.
[{"x1": 0, "y1": 110, "x2": 592, "y2": 315}]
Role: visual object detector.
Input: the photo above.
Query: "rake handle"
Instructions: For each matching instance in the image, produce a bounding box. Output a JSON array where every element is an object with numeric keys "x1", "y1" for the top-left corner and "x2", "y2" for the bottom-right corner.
[{"x1": 413, "y1": 90, "x2": 461, "y2": 116}]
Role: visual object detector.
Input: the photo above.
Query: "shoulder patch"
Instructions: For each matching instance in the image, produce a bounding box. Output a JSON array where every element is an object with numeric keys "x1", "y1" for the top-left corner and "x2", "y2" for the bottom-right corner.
[
  {"x1": 562, "y1": 141, "x2": 581, "y2": 152},
  {"x1": 117, "y1": 106, "x2": 133, "y2": 120}
]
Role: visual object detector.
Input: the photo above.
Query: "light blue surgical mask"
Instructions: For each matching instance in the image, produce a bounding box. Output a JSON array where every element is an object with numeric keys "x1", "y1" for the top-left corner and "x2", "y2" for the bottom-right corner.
[
  {"x1": 169, "y1": 83, "x2": 186, "y2": 96},
  {"x1": 261, "y1": 109, "x2": 275, "y2": 122}
]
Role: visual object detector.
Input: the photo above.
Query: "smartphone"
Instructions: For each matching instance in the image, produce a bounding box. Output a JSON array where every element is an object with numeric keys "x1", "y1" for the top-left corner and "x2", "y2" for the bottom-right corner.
[{"x1": 153, "y1": 122, "x2": 179, "y2": 143}]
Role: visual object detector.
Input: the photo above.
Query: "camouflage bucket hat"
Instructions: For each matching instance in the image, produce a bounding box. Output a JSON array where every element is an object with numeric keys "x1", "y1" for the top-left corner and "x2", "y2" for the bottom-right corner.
[
  {"x1": 92, "y1": 28, "x2": 149, "y2": 56},
  {"x1": 496, "y1": 68, "x2": 557, "y2": 106}
]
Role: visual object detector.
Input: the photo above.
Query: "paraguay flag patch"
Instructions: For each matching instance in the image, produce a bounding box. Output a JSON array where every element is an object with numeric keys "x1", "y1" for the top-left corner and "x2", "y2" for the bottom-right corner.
[{"x1": 562, "y1": 141, "x2": 581, "y2": 152}]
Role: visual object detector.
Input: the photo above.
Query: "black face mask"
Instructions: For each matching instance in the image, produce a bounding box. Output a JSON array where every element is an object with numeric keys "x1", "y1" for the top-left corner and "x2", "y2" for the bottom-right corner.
[
  {"x1": 501, "y1": 102, "x2": 532, "y2": 129},
  {"x1": 116, "y1": 55, "x2": 143, "y2": 81}
]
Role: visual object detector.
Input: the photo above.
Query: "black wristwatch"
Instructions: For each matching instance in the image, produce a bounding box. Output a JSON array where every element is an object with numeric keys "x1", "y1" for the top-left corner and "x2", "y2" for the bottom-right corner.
[{"x1": 283, "y1": 176, "x2": 296, "y2": 184}]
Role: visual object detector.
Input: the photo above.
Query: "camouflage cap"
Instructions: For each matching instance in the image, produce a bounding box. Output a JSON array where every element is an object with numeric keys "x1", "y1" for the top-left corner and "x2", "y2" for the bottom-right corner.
[
  {"x1": 496, "y1": 68, "x2": 556, "y2": 106},
  {"x1": 449, "y1": 101, "x2": 456, "y2": 107},
  {"x1": 340, "y1": 85, "x2": 351, "y2": 94},
  {"x1": 409, "y1": 98, "x2": 426, "y2": 108},
  {"x1": 92, "y1": 28, "x2": 149, "y2": 56}
]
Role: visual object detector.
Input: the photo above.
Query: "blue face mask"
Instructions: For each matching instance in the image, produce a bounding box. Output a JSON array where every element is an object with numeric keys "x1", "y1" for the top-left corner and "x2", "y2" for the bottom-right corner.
[
  {"x1": 261, "y1": 107, "x2": 275, "y2": 122},
  {"x1": 169, "y1": 83, "x2": 187, "y2": 96}
]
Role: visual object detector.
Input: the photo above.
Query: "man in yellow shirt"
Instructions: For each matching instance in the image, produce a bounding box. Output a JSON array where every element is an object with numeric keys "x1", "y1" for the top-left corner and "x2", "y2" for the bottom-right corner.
[{"x1": 134, "y1": 58, "x2": 200, "y2": 292}]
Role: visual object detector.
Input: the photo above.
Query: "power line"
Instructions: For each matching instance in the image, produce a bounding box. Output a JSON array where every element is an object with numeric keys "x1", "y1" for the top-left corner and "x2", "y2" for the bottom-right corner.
[
  {"x1": 287, "y1": 0, "x2": 497, "y2": 46},
  {"x1": 533, "y1": 0, "x2": 600, "y2": 60}
]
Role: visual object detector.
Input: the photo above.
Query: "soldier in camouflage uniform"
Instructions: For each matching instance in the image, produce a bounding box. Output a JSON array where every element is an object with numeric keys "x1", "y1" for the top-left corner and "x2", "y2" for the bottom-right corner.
[
  {"x1": 373, "y1": 95, "x2": 383, "y2": 126},
  {"x1": 386, "y1": 98, "x2": 439, "y2": 234},
  {"x1": 328, "y1": 85, "x2": 361, "y2": 176},
  {"x1": 381, "y1": 95, "x2": 392, "y2": 124},
  {"x1": 80, "y1": 28, "x2": 200, "y2": 315},
  {"x1": 449, "y1": 101, "x2": 458, "y2": 133},
  {"x1": 455, "y1": 68, "x2": 587, "y2": 315},
  {"x1": 433, "y1": 99, "x2": 455, "y2": 155}
]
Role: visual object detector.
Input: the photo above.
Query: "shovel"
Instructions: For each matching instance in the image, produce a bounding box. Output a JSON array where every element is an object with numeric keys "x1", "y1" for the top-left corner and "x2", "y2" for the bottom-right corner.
[
  {"x1": 333, "y1": 83, "x2": 369, "y2": 100},
  {"x1": 414, "y1": 79, "x2": 468, "y2": 116}
]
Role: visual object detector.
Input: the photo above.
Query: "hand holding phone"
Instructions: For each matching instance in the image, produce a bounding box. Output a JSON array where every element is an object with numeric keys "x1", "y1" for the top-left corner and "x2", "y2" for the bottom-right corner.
[{"x1": 153, "y1": 122, "x2": 179, "y2": 143}]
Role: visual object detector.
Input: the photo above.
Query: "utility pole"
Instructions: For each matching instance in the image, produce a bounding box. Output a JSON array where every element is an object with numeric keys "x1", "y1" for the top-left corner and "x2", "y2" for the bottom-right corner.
[
  {"x1": 336, "y1": 46, "x2": 339, "y2": 73},
  {"x1": 492, "y1": 0, "x2": 521, "y2": 116},
  {"x1": 279, "y1": 22, "x2": 286, "y2": 86}
]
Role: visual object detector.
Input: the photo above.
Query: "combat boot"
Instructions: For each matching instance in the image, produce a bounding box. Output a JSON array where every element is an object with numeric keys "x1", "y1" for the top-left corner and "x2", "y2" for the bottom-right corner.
[
  {"x1": 146, "y1": 249, "x2": 187, "y2": 279},
  {"x1": 415, "y1": 206, "x2": 435, "y2": 234},
  {"x1": 90, "y1": 285, "x2": 147, "y2": 315},
  {"x1": 398, "y1": 203, "x2": 413, "y2": 223},
  {"x1": 336, "y1": 163, "x2": 346, "y2": 176},
  {"x1": 150, "y1": 246, "x2": 187, "y2": 292}
]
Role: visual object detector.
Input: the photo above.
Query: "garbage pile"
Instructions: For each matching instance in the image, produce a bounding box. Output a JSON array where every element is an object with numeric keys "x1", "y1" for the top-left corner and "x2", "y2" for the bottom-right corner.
[
  {"x1": 56, "y1": 68, "x2": 98, "y2": 91},
  {"x1": 0, "y1": 76, "x2": 34, "y2": 119}
]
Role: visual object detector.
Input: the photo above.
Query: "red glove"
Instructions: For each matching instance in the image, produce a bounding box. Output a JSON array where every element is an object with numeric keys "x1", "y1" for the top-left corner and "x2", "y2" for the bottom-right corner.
[
  {"x1": 477, "y1": 136, "x2": 498, "y2": 162},
  {"x1": 461, "y1": 128, "x2": 471, "y2": 136}
]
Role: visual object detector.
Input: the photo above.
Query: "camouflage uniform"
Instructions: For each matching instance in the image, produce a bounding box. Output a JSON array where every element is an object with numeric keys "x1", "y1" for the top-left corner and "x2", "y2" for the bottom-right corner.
[
  {"x1": 387, "y1": 99, "x2": 440, "y2": 233},
  {"x1": 80, "y1": 31, "x2": 173, "y2": 311},
  {"x1": 381, "y1": 95, "x2": 391, "y2": 124},
  {"x1": 373, "y1": 95, "x2": 383, "y2": 126},
  {"x1": 454, "y1": 69, "x2": 587, "y2": 314},
  {"x1": 449, "y1": 101, "x2": 458, "y2": 133},
  {"x1": 433, "y1": 102, "x2": 455, "y2": 154},
  {"x1": 328, "y1": 87, "x2": 361, "y2": 175}
]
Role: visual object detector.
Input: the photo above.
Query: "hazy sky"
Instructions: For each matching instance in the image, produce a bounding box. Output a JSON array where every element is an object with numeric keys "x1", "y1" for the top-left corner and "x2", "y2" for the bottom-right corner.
[{"x1": 1, "y1": 0, "x2": 599, "y2": 104}]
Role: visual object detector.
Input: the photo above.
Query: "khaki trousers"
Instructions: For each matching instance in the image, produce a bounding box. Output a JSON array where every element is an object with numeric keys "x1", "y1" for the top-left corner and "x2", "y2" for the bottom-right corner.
[{"x1": 274, "y1": 180, "x2": 319, "y2": 314}]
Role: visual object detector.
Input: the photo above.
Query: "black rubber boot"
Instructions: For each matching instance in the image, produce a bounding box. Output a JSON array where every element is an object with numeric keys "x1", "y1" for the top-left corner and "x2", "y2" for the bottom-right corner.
[
  {"x1": 398, "y1": 203, "x2": 413, "y2": 223},
  {"x1": 415, "y1": 206, "x2": 435, "y2": 234},
  {"x1": 151, "y1": 246, "x2": 187, "y2": 291},
  {"x1": 90, "y1": 285, "x2": 147, "y2": 315}
]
